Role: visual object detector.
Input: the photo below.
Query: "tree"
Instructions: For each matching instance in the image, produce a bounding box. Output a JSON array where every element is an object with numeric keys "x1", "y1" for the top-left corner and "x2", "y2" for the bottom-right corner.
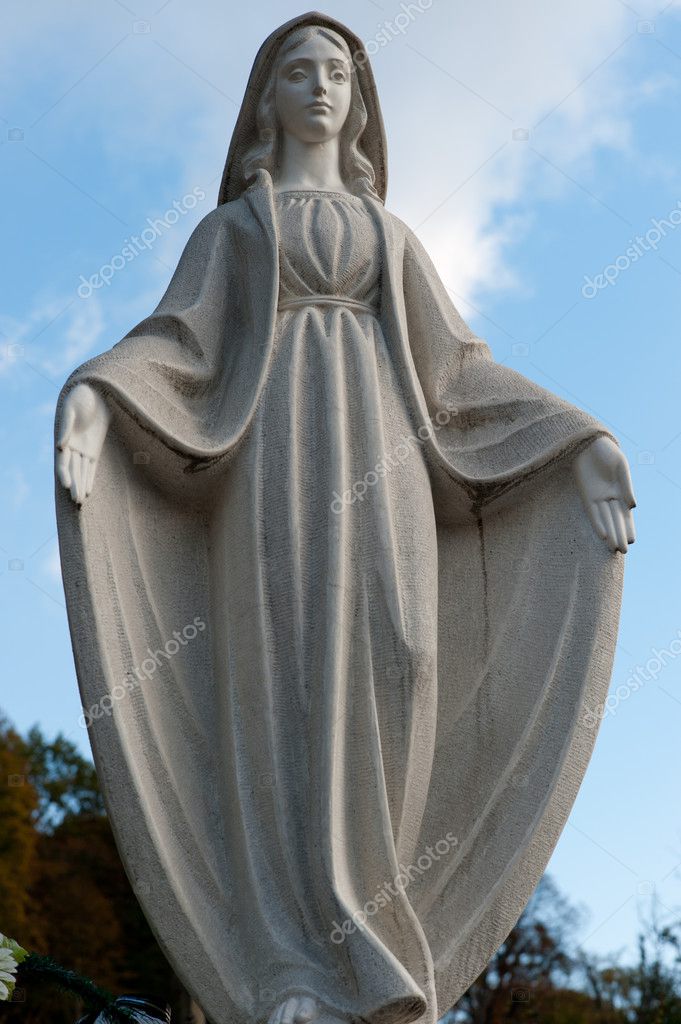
[
  {"x1": 449, "y1": 875, "x2": 587, "y2": 1023},
  {"x1": 0, "y1": 716, "x2": 38, "y2": 942},
  {"x1": 447, "y1": 876, "x2": 681, "y2": 1024},
  {"x1": 5, "y1": 711, "x2": 681, "y2": 1024},
  {"x1": 0, "y1": 714, "x2": 174, "y2": 1024},
  {"x1": 24, "y1": 725, "x2": 104, "y2": 832},
  {"x1": 580, "y1": 916, "x2": 681, "y2": 1024}
]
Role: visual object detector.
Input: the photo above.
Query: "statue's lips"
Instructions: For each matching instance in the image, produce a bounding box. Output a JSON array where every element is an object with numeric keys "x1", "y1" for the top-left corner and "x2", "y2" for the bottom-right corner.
[{"x1": 307, "y1": 102, "x2": 332, "y2": 112}]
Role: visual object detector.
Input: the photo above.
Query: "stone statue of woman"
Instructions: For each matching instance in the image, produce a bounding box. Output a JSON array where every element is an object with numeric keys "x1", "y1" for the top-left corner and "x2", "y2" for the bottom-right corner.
[{"x1": 54, "y1": 12, "x2": 635, "y2": 1024}]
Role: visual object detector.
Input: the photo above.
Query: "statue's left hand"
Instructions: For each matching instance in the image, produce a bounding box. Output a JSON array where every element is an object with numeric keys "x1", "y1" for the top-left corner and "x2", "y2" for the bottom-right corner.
[{"x1": 573, "y1": 436, "x2": 636, "y2": 554}]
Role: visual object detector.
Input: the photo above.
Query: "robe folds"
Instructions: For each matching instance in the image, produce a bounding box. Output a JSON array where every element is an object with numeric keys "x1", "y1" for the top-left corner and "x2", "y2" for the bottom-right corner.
[{"x1": 55, "y1": 169, "x2": 624, "y2": 1024}]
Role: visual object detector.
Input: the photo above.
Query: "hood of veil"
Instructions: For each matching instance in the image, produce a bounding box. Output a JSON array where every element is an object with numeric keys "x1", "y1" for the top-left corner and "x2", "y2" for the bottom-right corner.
[{"x1": 217, "y1": 11, "x2": 388, "y2": 205}]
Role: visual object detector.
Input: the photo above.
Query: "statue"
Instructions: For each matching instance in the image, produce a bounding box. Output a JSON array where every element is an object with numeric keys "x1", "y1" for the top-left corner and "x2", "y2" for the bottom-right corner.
[{"x1": 54, "y1": 13, "x2": 635, "y2": 1024}]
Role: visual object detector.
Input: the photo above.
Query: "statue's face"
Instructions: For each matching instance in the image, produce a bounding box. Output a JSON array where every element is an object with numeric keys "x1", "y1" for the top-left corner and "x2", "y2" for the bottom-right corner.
[{"x1": 275, "y1": 34, "x2": 352, "y2": 144}]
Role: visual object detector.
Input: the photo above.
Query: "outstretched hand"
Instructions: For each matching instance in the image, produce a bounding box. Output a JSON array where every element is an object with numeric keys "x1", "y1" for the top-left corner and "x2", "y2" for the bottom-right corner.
[
  {"x1": 56, "y1": 383, "x2": 111, "y2": 506},
  {"x1": 573, "y1": 436, "x2": 636, "y2": 554}
]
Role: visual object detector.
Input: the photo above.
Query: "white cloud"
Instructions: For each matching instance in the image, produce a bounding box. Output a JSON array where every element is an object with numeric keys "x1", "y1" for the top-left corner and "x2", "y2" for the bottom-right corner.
[
  {"x1": 2, "y1": 0, "x2": 679, "y2": 317},
  {"x1": 42, "y1": 299, "x2": 104, "y2": 377},
  {"x1": 380, "y1": 0, "x2": 679, "y2": 304},
  {"x1": 44, "y1": 541, "x2": 63, "y2": 582},
  {"x1": 6, "y1": 468, "x2": 30, "y2": 510},
  {"x1": 0, "y1": 294, "x2": 104, "y2": 382}
]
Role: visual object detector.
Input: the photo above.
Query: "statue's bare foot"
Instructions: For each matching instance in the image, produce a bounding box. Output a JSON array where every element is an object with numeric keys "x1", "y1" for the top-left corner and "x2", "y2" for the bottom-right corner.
[{"x1": 268, "y1": 995, "x2": 319, "y2": 1024}]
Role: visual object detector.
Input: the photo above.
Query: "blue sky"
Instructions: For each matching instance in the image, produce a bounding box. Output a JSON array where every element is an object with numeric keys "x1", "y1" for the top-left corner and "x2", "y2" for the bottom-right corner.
[{"x1": 2, "y1": 0, "x2": 681, "y2": 970}]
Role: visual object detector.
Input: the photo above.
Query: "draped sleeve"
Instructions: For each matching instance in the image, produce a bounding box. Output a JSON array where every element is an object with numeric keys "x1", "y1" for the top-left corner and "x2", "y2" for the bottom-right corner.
[
  {"x1": 56, "y1": 196, "x2": 278, "y2": 480},
  {"x1": 400, "y1": 224, "x2": 614, "y2": 511},
  {"x1": 53, "y1": 190, "x2": 284, "y2": 1024},
  {"x1": 382, "y1": 216, "x2": 624, "y2": 1015}
]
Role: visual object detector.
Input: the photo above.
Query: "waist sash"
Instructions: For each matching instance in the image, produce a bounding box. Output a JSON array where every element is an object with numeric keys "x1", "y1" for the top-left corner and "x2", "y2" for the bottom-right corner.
[{"x1": 277, "y1": 294, "x2": 378, "y2": 316}]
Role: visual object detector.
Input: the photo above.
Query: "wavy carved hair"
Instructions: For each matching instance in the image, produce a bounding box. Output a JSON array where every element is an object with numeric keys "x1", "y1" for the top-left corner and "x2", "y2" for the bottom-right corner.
[{"x1": 241, "y1": 25, "x2": 381, "y2": 201}]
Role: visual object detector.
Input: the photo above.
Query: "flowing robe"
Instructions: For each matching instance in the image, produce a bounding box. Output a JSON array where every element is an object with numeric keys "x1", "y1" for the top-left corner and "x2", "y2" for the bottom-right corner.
[{"x1": 55, "y1": 170, "x2": 623, "y2": 1024}]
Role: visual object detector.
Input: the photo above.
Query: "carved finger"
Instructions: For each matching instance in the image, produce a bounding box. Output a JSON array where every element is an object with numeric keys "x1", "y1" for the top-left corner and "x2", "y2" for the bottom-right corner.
[
  {"x1": 608, "y1": 500, "x2": 628, "y2": 553},
  {"x1": 588, "y1": 499, "x2": 608, "y2": 541},
  {"x1": 72, "y1": 452, "x2": 85, "y2": 506},
  {"x1": 617, "y1": 454, "x2": 637, "y2": 509},
  {"x1": 294, "y1": 997, "x2": 317, "y2": 1023},
  {"x1": 598, "y1": 500, "x2": 618, "y2": 553},
  {"x1": 80, "y1": 453, "x2": 89, "y2": 505},
  {"x1": 57, "y1": 446, "x2": 72, "y2": 489},
  {"x1": 69, "y1": 451, "x2": 80, "y2": 504},
  {"x1": 57, "y1": 399, "x2": 76, "y2": 450},
  {"x1": 623, "y1": 505, "x2": 636, "y2": 545},
  {"x1": 270, "y1": 999, "x2": 286, "y2": 1024},
  {"x1": 76, "y1": 452, "x2": 87, "y2": 505},
  {"x1": 281, "y1": 998, "x2": 299, "y2": 1024},
  {"x1": 85, "y1": 457, "x2": 97, "y2": 497}
]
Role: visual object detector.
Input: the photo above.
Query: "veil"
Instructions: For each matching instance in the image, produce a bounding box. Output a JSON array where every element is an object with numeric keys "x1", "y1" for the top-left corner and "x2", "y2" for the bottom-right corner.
[{"x1": 217, "y1": 11, "x2": 388, "y2": 204}]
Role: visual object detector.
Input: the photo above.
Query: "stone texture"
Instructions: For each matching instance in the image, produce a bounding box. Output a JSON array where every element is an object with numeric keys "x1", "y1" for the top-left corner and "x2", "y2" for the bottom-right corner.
[{"x1": 55, "y1": 13, "x2": 626, "y2": 1024}]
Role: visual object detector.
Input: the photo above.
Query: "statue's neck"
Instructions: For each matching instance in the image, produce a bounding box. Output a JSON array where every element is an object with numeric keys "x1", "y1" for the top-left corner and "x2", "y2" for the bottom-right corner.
[{"x1": 274, "y1": 134, "x2": 349, "y2": 193}]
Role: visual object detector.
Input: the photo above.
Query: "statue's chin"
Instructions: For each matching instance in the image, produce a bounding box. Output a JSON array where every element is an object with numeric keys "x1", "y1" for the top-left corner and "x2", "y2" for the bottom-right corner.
[{"x1": 291, "y1": 119, "x2": 342, "y2": 144}]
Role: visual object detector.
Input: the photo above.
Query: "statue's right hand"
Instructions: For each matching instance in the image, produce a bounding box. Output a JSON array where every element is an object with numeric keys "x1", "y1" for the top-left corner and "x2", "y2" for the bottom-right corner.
[{"x1": 56, "y1": 383, "x2": 111, "y2": 505}]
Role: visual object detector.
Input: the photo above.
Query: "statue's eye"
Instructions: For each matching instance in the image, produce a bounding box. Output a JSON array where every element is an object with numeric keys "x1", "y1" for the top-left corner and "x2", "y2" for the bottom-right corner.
[
  {"x1": 288, "y1": 68, "x2": 306, "y2": 82},
  {"x1": 331, "y1": 70, "x2": 348, "y2": 83}
]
